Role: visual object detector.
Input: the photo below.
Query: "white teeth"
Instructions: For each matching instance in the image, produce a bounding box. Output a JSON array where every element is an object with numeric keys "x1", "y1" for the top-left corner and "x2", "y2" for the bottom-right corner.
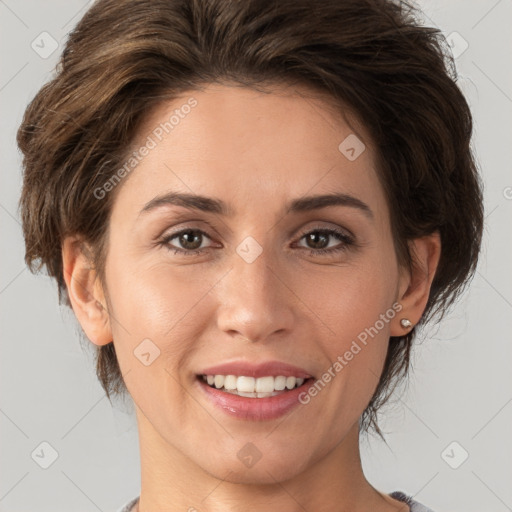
[
  {"x1": 201, "y1": 374, "x2": 307, "y2": 396},
  {"x1": 237, "y1": 390, "x2": 256, "y2": 398},
  {"x1": 237, "y1": 376, "x2": 255, "y2": 393},
  {"x1": 274, "y1": 376, "x2": 286, "y2": 391},
  {"x1": 256, "y1": 392, "x2": 274, "y2": 398},
  {"x1": 223, "y1": 374, "x2": 237, "y2": 390},
  {"x1": 214, "y1": 375, "x2": 224, "y2": 389},
  {"x1": 255, "y1": 376, "x2": 275, "y2": 393}
]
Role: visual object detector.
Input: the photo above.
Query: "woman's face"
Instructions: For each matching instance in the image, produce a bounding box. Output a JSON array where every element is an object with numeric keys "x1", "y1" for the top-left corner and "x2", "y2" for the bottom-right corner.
[{"x1": 101, "y1": 83, "x2": 407, "y2": 482}]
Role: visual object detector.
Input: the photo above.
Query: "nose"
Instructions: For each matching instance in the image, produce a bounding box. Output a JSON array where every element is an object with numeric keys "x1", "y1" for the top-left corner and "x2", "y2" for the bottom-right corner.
[{"x1": 215, "y1": 243, "x2": 296, "y2": 344}]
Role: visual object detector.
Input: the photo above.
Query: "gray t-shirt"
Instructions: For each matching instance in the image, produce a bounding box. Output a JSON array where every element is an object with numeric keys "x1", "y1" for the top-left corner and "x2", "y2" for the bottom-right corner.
[{"x1": 117, "y1": 491, "x2": 435, "y2": 511}]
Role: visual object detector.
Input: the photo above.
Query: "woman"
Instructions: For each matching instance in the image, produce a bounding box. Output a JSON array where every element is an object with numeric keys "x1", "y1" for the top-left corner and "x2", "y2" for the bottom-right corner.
[{"x1": 17, "y1": 0, "x2": 483, "y2": 511}]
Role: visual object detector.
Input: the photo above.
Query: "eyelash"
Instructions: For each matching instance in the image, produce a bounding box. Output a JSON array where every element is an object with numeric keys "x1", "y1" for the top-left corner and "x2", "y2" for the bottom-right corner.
[{"x1": 159, "y1": 227, "x2": 355, "y2": 257}]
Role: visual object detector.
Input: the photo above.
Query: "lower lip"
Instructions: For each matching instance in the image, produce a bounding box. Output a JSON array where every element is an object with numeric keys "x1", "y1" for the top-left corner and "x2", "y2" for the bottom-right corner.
[{"x1": 197, "y1": 377, "x2": 314, "y2": 421}]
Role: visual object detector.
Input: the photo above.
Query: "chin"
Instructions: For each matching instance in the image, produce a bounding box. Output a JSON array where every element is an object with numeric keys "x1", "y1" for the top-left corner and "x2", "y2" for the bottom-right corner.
[
  {"x1": 199, "y1": 446, "x2": 311, "y2": 485},
  {"x1": 209, "y1": 462, "x2": 303, "y2": 486}
]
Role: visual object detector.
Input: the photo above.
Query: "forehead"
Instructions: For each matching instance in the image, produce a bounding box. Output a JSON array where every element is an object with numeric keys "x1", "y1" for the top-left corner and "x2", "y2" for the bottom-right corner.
[{"x1": 113, "y1": 83, "x2": 388, "y2": 222}]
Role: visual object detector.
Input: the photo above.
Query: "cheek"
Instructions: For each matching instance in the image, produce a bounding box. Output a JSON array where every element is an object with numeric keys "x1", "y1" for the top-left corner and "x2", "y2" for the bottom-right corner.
[
  {"x1": 296, "y1": 252, "x2": 398, "y2": 400},
  {"x1": 104, "y1": 257, "x2": 217, "y2": 371},
  {"x1": 103, "y1": 260, "x2": 222, "y2": 420},
  {"x1": 296, "y1": 258, "x2": 398, "y2": 346}
]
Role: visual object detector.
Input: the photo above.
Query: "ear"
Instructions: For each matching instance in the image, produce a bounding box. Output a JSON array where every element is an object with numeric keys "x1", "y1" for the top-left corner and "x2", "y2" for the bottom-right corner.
[
  {"x1": 61, "y1": 236, "x2": 112, "y2": 346},
  {"x1": 390, "y1": 231, "x2": 441, "y2": 336}
]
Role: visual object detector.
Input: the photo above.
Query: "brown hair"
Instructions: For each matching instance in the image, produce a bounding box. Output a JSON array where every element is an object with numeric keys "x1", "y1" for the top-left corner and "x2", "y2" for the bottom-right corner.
[{"x1": 17, "y1": 0, "x2": 484, "y2": 439}]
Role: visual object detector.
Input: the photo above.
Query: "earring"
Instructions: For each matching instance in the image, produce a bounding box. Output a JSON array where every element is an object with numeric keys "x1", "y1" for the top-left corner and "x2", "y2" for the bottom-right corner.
[{"x1": 400, "y1": 318, "x2": 413, "y2": 329}]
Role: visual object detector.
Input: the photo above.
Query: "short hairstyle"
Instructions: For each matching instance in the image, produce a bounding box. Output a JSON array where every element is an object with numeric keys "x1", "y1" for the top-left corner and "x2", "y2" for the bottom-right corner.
[{"x1": 17, "y1": 0, "x2": 484, "y2": 439}]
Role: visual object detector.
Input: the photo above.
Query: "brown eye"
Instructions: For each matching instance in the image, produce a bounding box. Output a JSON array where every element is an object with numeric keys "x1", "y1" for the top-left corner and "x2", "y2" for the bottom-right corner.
[
  {"x1": 297, "y1": 228, "x2": 354, "y2": 253},
  {"x1": 177, "y1": 230, "x2": 203, "y2": 250},
  {"x1": 162, "y1": 229, "x2": 212, "y2": 254},
  {"x1": 303, "y1": 231, "x2": 330, "y2": 249}
]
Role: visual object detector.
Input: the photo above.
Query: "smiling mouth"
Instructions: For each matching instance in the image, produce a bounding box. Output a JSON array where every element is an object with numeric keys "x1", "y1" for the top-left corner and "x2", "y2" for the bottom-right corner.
[{"x1": 198, "y1": 374, "x2": 312, "y2": 398}]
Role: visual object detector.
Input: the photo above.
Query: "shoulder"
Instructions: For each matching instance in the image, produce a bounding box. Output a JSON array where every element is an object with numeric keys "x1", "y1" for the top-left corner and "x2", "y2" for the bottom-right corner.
[
  {"x1": 390, "y1": 491, "x2": 436, "y2": 512},
  {"x1": 116, "y1": 496, "x2": 139, "y2": 512}
]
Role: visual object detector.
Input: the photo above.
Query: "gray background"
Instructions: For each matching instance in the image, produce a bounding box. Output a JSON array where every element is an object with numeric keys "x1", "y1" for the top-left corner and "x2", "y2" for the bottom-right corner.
[{"x1": 1, "y1": 1, "x2": 511, "y2": 511}]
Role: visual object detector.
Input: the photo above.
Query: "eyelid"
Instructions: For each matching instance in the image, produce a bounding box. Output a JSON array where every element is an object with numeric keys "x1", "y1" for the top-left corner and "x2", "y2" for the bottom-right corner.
[
  {"x1": 157, "y1": 218, "x2": 220, "y2": 237},
  {"x1": 293, "y1": 222, "x2": 355, "y2": 241}
]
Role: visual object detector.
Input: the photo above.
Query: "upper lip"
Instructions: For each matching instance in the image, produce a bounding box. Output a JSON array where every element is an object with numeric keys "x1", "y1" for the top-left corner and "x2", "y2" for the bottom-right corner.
[{"x1": 198, "y1": 360, "x2": 313, "y2": 379}]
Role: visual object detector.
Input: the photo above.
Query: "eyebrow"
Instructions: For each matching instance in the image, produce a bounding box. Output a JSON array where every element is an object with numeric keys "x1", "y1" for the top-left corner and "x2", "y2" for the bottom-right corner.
[{"x1": 140, "y1": 191, "x2": 373, "y2": 220}]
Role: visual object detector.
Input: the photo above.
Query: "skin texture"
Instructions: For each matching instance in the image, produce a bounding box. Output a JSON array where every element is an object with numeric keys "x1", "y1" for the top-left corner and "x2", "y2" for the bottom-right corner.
[{"x1": 62, "y1": 83, "x2": 440, "y2": 512}]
